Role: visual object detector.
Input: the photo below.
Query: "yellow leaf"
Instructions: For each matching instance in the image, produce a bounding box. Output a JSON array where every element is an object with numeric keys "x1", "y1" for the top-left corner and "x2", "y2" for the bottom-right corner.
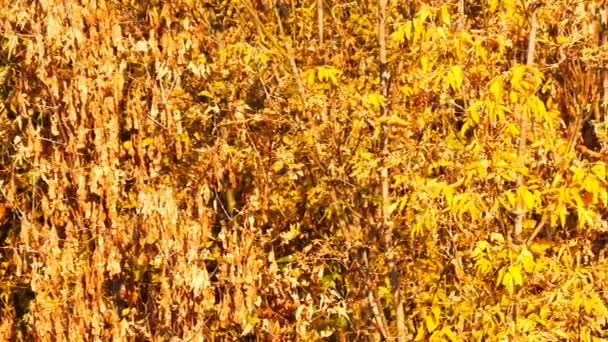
[
  {"x1": 271, "y1": 160, "x2": 284, "y2": 172},
  {"x1": 440, "y1": 5, "x2": 451, "y2": 25},
  {"x1": 391, "y1": 25, "x2": 408, "y2": 44},
  {"x1": 520, "y1": 247, "x2": 535, "y2": 273},
  {"x1": 516, "y1": 318, "x2": 536, "y2": 332},
  {"x1": 506, "y1": 191, "x2": 516, "y2": 207},
  {"x1": 445, "y1": 133, "x2": 465, "y2": 149},
  {"x1": 421, "y1": 55, "x2": 430, "y2": 73},
  {"x1": 425, "y1": 313, "x2": 438, "y2": 333},
  {"x1": 303, "y1": 68, "x2": 316, "y2": 86},
  {"x1": 591, "y1": 163, "x2": 606, "y2": 182},
  {"x1": 122, "y1": 140, "x2": 133, "y2": 150},
  {"x1": 142, "y1": 137, "x2": 155, "y2": 147},
  {"x1": 490, "y1": 232, "x2": 505, "y2": 243},
  {"x1": 520, "y1": 187, "x2": 536, "y2": 210},
  {"x1": 367, "y1": 93, "x2": 386, "y2": 111},
  {"x1": 46, "y1": 15, "x2": 62, "y2": 37},
  {"x1": 447, "y1": 65, "x2": 464, "y2": 91},
  {"x1": 572, "y1": 166, "x2": 586, "y2": 184},
  {"x1": 496, "y1": 266, "x2": 506, "y2": 286},
  {"x1": 557, "y1": 205, "x2": 567, "y2": 227},
  {"x1": 509, "y1": 90, "x2": 519, "y2": 103},
  {"x1": 476, "y1": 258, "x2": 492, "y2": 276},
  {"x1": 508, "y1": 264, "x2": 523, "y2": 286},
  {"x1": 469, "y1": 107, "x2": 480, "y2": 124},
  {"x1": 387, "y1": 200, "x2": 400, "y2": 216},
  {"x1": 583, "y1": 175, "x2": 600, "y2": 194},
  {"x1": 577, "y1": 208, "x2": 595, "y2": 228},
  {"x1": 442, "y1": 184, "x2": 454, "y2": 204},
  {"x1": 511, "y1": 64, "x2": 527, "y2": 89},
  {"x1": 502, "y1": 272, "x2": 514, "y2": 293},
  {"x1": 528, "y1": 95, "x2": 547, "y2": 120},
  {"x1": 405, "y1": 21, "x2": 414, "y2": 42},
  {"x1": 471, "y1": 241, "x2": 489, "y2": 259},
  {"x1": 318, "y1": 67, "x2": 327, "y2": 82},
  {"x1": 415, "y1": 326, "x2": 426, "y2": 341},
  {"x1": 489, "y1": 78, "x2": 503, "y2": 101},
  {"x1": 441, "y1": 327, "x2": 458, "y2": 341},
  {"x1": 316, "y1": 65, "x2": 342, "y2": 84},
  {"x1": 414, "y1": 18, "x2": 424, "y2": 43},
  {"x1": 417, "y1": 5, "x2": 433, "y2": 24},
  {"x1": 530, "y1": 240, "x2": 555, "y2": 255},
  {"x1": 523, "y1": 219, "x2": 536, "y2": 230},
  {"x1": 552, "y1": 329, "x2": 570, "y2": 338},
  {"x1": 432, "y1": 305, "x2": 441, "y2": 320}
]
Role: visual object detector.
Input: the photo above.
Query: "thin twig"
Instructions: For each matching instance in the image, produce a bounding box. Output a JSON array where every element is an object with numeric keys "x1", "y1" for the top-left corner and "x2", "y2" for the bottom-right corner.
[{"x1": 513, "y1": 9, "x2": 538, "y2": 242}]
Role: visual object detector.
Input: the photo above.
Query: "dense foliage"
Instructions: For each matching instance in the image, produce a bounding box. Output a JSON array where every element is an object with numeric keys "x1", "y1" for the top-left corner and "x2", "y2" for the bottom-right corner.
[{"x1": 0, "y1": 0, "x2": 607, "y2": 340}]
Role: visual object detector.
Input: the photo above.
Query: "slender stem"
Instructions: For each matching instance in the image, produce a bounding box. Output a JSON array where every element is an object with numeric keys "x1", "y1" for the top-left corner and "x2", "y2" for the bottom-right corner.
[
  {"x1": 378, "y1": 0, "x2": 406, "y2": 340},
  {"x1": 318, "y1": 0, "x2": 324, "y2": 46},
  {"x1": 513, "y1": 10, "x2": 537, "y2": 241},
  {"x1": 601, "y1": 7, "x2": 608, "y2": 121}
]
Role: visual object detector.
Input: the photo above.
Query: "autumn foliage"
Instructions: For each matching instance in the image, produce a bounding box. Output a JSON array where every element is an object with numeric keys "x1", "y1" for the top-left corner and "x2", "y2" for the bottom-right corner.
[{"x1": 0, "y1": 0, "x2": 607, "y2": 340}]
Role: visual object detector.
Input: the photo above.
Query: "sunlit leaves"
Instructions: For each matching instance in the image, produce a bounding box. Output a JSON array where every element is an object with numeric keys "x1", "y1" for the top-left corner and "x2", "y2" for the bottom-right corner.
[
  {"x1": 572, "y1": 290, "x2": 608, "y2": 318},
  {"x1": 420, "y1": 54, "x2": 433, "y2": 73},
  {"x1": 391, "y1": 21, "x2": 413, "y2": 45},
  {"x1": 490, "y1": 232, "x2": 506, "y2": 244},
  {"x1": 446, "y1": 65, "x2": 464, "y2": 91},
  {"x1": 590, "y1": 162, "x2": 606, "y2": 182},
  {"x1": 499, "y1": 264, "x2": 523, "y2": 294},
  {"x1": 494, "y1": 247, "x2": 537, "y2": 294},
  {"x1": 366, "y1": 93, "x2": 386, "y2": 111},
  {"x1": 6, "y1": 0, "x2": 608, "y2": 340},
  {"x1": 488, "y1": 77, "x2": 504, "y2": 102},
  {"x1": 577, "y1": 207, "x2": 596, "y2": 228},
  {"x1": 519, "y1": 247, "x2": 535, "y2": 273},
  {"x1": 472, "y1": 241, "x2": 493, "y2": 276},
  {"x1": 444, "y1": 133, "x2": 465, "y2": 149},
  {"x1": 517, "y1": 185, "x2": 541, "y2": 211},
  {"x1": 411, "y1": 209, "x2": 438, "y2": 238},
  {"x1": 427, "y1": 305, "x2": 441, "y2": 333},
  {"x1": 413, "y1": 6, "x2": 434, "y2": 44},
  {"x1": 304, "y1": 65, "x2": 342, "y2": 86},
  {"x1": 510, "y1": 64, "x2": 527, "y2": 90},
  {"x1": 510, "y1": 64, "x2": 544, "y2": 97},
  {"x1": 439, "y1": 5, "x2": 451, "y2": 26}
]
